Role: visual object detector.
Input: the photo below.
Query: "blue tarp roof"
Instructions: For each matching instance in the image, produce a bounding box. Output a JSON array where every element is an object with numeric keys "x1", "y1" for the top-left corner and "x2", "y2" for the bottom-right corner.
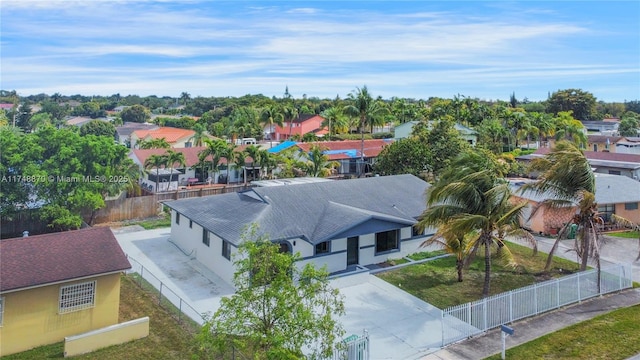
[
  {"x1": 323, "y1": 149, "x2": 358, "y2": 158},
  {"x1": 268, "y1": 140, "x2": 297, "y2": 153}
]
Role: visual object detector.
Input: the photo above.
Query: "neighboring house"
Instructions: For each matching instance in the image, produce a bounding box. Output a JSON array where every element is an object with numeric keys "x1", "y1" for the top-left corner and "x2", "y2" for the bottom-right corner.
[
  {"x1": 130, "y1": 126, "x2": 196, "y2": 149},
  {"x1": 511, "y1": 174, "x2": 640, "y2": 235},
  {"x1": 163, "y1": 174, "x2": 433, "y2": 285},
  {"x1": 65, "y1": 116, "x2": 108, "y2": 127},
  {"x1": 517, "y1": 148, "x2": 640, "y2": 181},
  {"x1": 587, "y1": 134, "x2": 623, "y2": 152},
  {"x1": 271, "y1": 114, "x2": 327, "y2": 141},
  {"x1": 0, "y1": 103, "x2": 15, "y2": 111},
  {"x1": 116, "y1": 122, "x2": 159, "y2": 146},
  {"x1": 581, "y1": 120, "x2": 619, "y2": 133},
  {"x1": 0, "y1": 227, "x2": 131, "y2": 356},
  {"x1": 393, "y1": 120, "x2": 478, "y2": 146},
  {"x1": 130, "y1": 146, "x2": 253, "y2": 192},
  {"x1": 269, "y1": 139, "x2": 394, "y2": 176},
  {"x1": 113, "y1": 106, "x2": 128, "y2": 112},
  {"x1": 616, "y1": 137, "x2": 640, "y2": 155}
]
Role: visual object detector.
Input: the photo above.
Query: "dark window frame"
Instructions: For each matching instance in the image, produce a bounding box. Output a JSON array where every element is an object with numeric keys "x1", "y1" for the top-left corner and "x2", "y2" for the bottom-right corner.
[
  {"x1": 375, "y1": 229, "x2": 399, "y2": 254},
  {"x1": 175, "y1": 212, "x2": 180, "y2": 225},
  {"x1": 315, "y1": 241, "x2": 330, "y2": 255},
  {"x1": 625, "y1": 202, "x2": 639, "y2": 211},
  {"x1": 222, "y1": 240, "x2": 231, "y2": 260},
  {"x1": 202, "y1": 229, "x2": 210, "y2": 247}
]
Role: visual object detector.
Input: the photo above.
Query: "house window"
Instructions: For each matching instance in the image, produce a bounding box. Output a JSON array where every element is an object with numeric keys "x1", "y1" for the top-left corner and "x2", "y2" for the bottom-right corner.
[
  {"x1": 185, "y1": 142, "x2": 192, "y2": 148},
  {"x1": 175, "y1": 212, "x2": 180, "y2": 225},
  {"x1": 189, "y1": 220, "x2": 193, "y2": 228},
  {"x1": 0, "y1": 297, "x2": 4, "y2": 326},
  {"x1": 202, "y1": 229, "x2": 210, "y2": 247},
  {"x1": 315, "y1": 241, "x2": 330, "y2": 255},
  {"x1": 222, "y1": 240, "x2": 231, "y2": 260},
  {"x1": 59, "y1": 281, "x2": 96, "y2": 314},
  {"x1": 598, "y1": 204, "x2": 615, "y2": 223},
  {"x1": 609, "y1": 170, "x2": 621, "y2": 175},
  {"x1": 625, "y1": 202, "x2": 639, "y2": 211},
  {"x1": 412, "y1": 226, "x2": 424, "y2": 237},
  {"x1": 593, "y1": 144, "x2": 598, "y2": 152},
  {"x1": 376, "y1": 229, "x2": 399, "y2": 253}
]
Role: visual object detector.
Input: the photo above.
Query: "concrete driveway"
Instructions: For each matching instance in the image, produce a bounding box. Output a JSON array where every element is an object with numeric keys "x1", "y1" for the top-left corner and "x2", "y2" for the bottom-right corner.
[{"x1": 112, "y1": 226, "x2": 448, "y2": 360}]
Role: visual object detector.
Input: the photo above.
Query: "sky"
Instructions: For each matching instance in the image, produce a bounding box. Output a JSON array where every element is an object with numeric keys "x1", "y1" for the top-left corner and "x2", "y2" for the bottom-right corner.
[{"x1": 1, "y1": 1, "x2": 639, "y2": 102}]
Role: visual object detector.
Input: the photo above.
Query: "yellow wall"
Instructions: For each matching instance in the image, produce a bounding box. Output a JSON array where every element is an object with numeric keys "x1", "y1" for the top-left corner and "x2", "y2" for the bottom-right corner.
[
  {"x1": 615, "y1": 203, "x2": 640, "y2": 224},
  {"x1": 0, "y1": 273, "x2": 122, "y2": 356},
  {"x1": 64, "y1": 317, "x2": 149, "y2": 357}
]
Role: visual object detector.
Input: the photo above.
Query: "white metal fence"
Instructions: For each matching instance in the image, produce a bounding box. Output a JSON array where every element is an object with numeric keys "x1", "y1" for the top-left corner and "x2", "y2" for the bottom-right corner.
[
  {"x1": 332, "y1": 330, "x2": 370, "y2": 360},
  {"x1": 441, "y1": 263, "x2": 633, "y2": 346}
]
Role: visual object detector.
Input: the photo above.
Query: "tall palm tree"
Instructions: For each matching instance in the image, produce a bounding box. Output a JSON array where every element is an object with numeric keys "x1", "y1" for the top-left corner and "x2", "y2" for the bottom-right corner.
[
  {"x1": 418, "y1": 158, "x2": 533, "y2": 297},
  {"x1": 143, "y1": 153, "x2": 168, "y2": 193},
  {"x1": 320, "y1": 107, "x2": 348, "y2": 138},
  {"x1": 523, "y1": 141, "x2": 601, "y2": 272},
  {"x1": 283, "y1": 105, "x2": 299, "y2": 140},
  {"x1": 200, "y1": 138, "x2": 227, "y2": 184},
  {"x1": 180, "y1": 92, "x2": 191, "y2": 106},
  {"x1": 138, "y1": 137, "x2": 170, "y2": 149},
  {"x1": 304, "y1": 145, "x2": 339, "y2": 177},
  {"x1": 222, "y1": 142, "x2": 237, "y2": 184},
  {"x1": 190, "y1": 123, "x2": 208, "y2": 147},
  {"x1": 260, "y1": 105, "x2": 284, "y2": 147},
  {"x1": 165, "y1": 149, "x2": 186, "y2": 190},
  {"x1": 244, "y1": 144, "x2": 263, "y2": 181},
  {"x1": 421, "y1": 228, "x2": 475, "y2": 282},
  {"x1": 343, "y1": 86, "x2": 389, "y2": 176},
  {"x1": 554, "y1": 111, "x2": 587, "y2": 148},
  {"x1": 232, "y1": 148, "x2": 248, "y2": 185}
]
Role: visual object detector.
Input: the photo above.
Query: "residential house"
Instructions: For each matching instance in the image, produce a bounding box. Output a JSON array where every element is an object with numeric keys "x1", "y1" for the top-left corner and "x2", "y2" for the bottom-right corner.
[
  {"x1": 511, "y1": 174, "x2": 640, "y2": 235},
  {"x1": 116, "y1": 122, "x2": 159, "y2": 146},
  {"x1": 65, "y1": 116, "x2": 110, "y2": 128},
  {"x1": 130, "y1": 145, "x2": 254, "y2": 192},
  {"x1": 0, "y1": 227, "x2": 131, "y2": 356},
  {"x1": 269, "y1": 139, "x2": 394, "y2": 176},
  {"x1": 163, "y1": 174, "x2": 433, "y2": 285},
  {"x1": 587, "y1": 134, "x2": 623, "y2": 152},
  {"x1": 517, "y1": 147, "x2": 640, "y2": 180},
  {"x1": 270, "y1": 114, "x2": 327, "y2": 141},
  {"x1": 393, "y1": 120, "x2": 478, "y2": 146},
  {"x1": 130, "y1": 126, "x2": 196, "y2": 149},
  {"x1": 616, "y1": 137, "x2": 640, "y2": 155},
  {"x1": 581, "y1": 120, "x2": 619, "y2": 133},
  {"x1": 0, "y1": 103, "x2": 15, "y2": 111}
]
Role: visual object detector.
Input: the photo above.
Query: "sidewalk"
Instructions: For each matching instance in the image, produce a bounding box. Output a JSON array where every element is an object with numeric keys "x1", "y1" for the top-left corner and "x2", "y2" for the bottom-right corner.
[{"x1": 420, "y1": 287, "x2": 640, "y2": 360}]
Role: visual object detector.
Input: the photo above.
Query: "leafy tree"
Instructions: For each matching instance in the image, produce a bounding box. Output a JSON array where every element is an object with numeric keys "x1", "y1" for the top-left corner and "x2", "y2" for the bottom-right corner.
[
  {"x1": 373, "y1": 137, "x2": 431, "y2": 177},
  {"x1": 524, "y1": 141, "x2": 602, "y2": 272},
  {"x1": 302, "y1": 145, "x2": 339, "y2": 177},
  {"x1": 28, "y1": 113, "x2": 52, "y2": 131},
  {"x1": 413, "y1": 118, "x2": 470, "y2": 178},
  {"x1": 196, "y1": 228, "x2": 345, "y2": 359},
  {"x1": 320, "y1": 107, "x2": 348, "y2": 137},
  {"x1": 180, "y1": 92, "x2": 191, "y2": 106},
  {"x1": 554, "y1": 111, "x2": 587, "y2": 147},
  {"x1": 15, "y1": 103, "x2": 32, "y2": 131},
  {"x1": 120, "y1": 104, "x2": 151, "y2": 123},
  {"x1": 418, "y1": 153, "x2": 534, "y2": 297},
  {"x1": 618, "y1": 115, "x2": 640, "y2": 137},
  {"x1": 546, "y1": 89, "x2": 597, "y2": 121},
  {"x1": 144, "y1": 154, "x2": 168, "y2": 193},
  {"x1": 80, "y1": 119, "x2": 116, "y2": 138},
  {"x1": 343, "y1": 86, "x2": 389, "y2": 176}
]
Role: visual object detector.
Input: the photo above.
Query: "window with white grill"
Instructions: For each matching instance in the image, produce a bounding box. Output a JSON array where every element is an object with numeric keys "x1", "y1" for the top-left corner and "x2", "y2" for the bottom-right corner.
[{"x1": 59, "y1": 281, "x2": 96, "y2": 313}]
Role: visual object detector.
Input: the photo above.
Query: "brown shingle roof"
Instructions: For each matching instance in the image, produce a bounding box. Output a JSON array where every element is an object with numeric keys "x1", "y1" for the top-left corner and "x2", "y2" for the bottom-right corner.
[
  {"x1": 0, "y1": 227, "x2": 131, "y2": 292},
  {"x1": 533, "y1": 147, "x2": 640, "y2": 163},
  {"x1": 296, "y1": 139, "x2": 394, "y2": 159},
  {"x1": 131, "y1": 145, "x2": 253, "y2": 168}
]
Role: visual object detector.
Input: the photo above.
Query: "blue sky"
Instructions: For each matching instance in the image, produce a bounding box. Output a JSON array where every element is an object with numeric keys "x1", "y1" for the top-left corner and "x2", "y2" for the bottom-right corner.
[{"x1": 1, "y1": 1, "x2": 639, "y2": 102}]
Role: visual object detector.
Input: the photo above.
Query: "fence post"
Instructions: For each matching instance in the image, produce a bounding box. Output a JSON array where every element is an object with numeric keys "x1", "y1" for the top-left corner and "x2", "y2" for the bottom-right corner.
[
  {"x1": 159, "y1": 282, "x2": 163, "y2": 305},
  {"x1": 534, "y1": 284, "x2": 538, "y2": 315},
  {"x1": 483, "y1": 298, "x2": 488, "y2": 331},
  {"x1": 619, "y1": 264, "x2": 623, "y2": 291},
  {"x1": 577, "y1": 271, "x2": 581, "y2": 303},
  {"x1": 140, "y1": 266, "x2": 144, "y2": 286},
  {"x1": 441, "y1": 311, "x2": 445, "y2": 347},
  {"x1": 556, "y1": 279, "x2": 560, "y2": 307},
  {"x1": 364, "y1": 329, "x2": 370, "y2": 360},
  {"x1": 179, "y1": 299, "x2": 183, "y2": 323}
]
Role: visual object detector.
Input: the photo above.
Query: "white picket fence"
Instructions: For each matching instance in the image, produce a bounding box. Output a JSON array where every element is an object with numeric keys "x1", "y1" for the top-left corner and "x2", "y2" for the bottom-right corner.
[
  {"x1": 331, "y1": 330, "x2": 370, "y2": 360},
  {"x1": 441, "y1": 263, "x2": 633, "y2": 346}
]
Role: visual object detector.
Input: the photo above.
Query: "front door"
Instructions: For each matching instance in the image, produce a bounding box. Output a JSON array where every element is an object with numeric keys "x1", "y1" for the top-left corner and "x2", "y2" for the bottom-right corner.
[{"x1": 347, "y1": 236, "x2": 359, "y2": 266}]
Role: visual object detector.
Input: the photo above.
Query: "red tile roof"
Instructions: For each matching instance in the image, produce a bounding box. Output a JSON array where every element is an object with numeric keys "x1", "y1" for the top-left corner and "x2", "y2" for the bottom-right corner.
[
  {"x1": 132, "y1": 127, "x2": 195, "y2": 143},
  {"x1": 296, "y1": 139, "x2": 393, "y2": 160},
  {"x1": 0, "y1": 227, "x2": 131, "y2": 292},
  {"x1": 533, "y1": 147, "x2": 640, "y2": 163}
]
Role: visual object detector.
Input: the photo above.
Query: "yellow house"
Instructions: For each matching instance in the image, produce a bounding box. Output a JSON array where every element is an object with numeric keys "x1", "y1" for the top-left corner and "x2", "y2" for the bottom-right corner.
[{"x1": 0, "y1": 227, "x2": 131, "y2": 356}]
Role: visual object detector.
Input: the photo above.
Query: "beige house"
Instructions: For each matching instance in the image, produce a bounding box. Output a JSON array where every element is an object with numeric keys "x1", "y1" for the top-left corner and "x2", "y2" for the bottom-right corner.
[{"x1": 130, "y1": 126, "x2": 196, "y2": 148}]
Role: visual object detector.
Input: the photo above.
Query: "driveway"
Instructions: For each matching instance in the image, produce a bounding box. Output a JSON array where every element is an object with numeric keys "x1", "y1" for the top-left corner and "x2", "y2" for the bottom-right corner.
[{"x1": 112, "y1": 226, "x2": 448, "y2": 360}]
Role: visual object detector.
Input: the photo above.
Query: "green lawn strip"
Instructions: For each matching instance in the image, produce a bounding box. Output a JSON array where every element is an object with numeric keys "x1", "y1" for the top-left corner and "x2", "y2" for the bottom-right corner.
[
  {"x1": 407, "y1": 250, "x2": 448, "y2": 261},
  {"x1": 4, "y1": 275, "x2": 201, "y2": 359},
  {"x1": 484, "y1": 304, "x2": 640, "y2": 360},
  {"x1": 137, "y1": 213, "x2": 172, "y2": 230},
  {"x1": 377, "y1": 242, "x2": 580, "y2": 309},
  {"x1": 607, "y1": 231, "x2": 640, "y2": 239}
]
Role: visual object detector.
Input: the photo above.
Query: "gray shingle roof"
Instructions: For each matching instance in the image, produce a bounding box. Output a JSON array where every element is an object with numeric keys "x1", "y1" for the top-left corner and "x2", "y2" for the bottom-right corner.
[{"x1": 164, "y1": 174, "x2": 430, "y2": 245}]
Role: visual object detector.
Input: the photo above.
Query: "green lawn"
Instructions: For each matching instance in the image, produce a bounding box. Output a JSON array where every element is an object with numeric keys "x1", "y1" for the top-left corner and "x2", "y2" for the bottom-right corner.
[
  {"x1": 608, "y1": 230, "x2": 640, "y2": 239},
  {"x1": 4, "y1": 275, "x2": 200, "y2": 360},
  {"x1": 136, "y1": 213, "x2": 172, "y2": 230},
  {"x1": 485, "y1": 304, "x2": 640, "y2": 360},
  {"x1": 377, "y1": 242, "x2": 580, "y2": 309}
]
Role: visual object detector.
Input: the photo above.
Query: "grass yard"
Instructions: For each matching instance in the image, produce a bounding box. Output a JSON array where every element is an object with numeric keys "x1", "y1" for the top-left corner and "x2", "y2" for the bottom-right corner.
[
  {"x1": 377, "y1": 242, "x2": 580, "y2": 309},
  {"x1": 485, "y1": 304, "x2": 640, "y2": 360},
  {"x1": 136, "y1": 213, "x2": 172, "y2": 230},
  {"x1": 608, "y1": 230, "x2": 640, "y2": 239},
  {"x1": 4, "y1": 275, "x2": 200, "y2": 359}
]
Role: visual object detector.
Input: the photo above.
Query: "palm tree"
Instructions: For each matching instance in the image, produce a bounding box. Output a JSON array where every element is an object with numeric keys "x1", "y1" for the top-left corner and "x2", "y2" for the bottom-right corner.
[
  {"x1": 244, "y1": 144, "x2": 263, "y2": 181},
  {"x1": 418, "y1": 157, "x2": 534, "y2": 297},
  {"x1": 190, "y1": 123, "x2": 208, "y2": 147},
  {"x1": 180, "y1": 92, "x2": 191, "y2": 106},
  {"x1": 232, "y1": 149, "x2": 248, "y2": 185},
  {"x1": 320, "y1": 107, "x2": 348, "y2": 138},
  {"x1": 200, "y1": 138, "x2": 227, "y2": 184},
  {"x1": 304, "y1": 145, "x2": 339, "y2": 177},
  {"x1": 260, "y1": 105, "x2": 284, "y2": 147},
  {"x1": 222, "y1": 142, "x2": 237, "y2": 184},
  {"x1": 138, "y1": 137, "x2": 170, "y2": 149},
  {"x1": 523, "y1": 141, "x2": 601, "y2": 272},
  {"x1": 421, "y1": 229, "x2": 475, "y2": 282},
  {"x1": 343, "y1": 86, "x2": 389, "y2": 176},
  {"x1": 554, "y1": 111, "x2": 587, "y2": 148},
  {"x1": 143, "y1": 153, "x2": 168, "y2": 193},
  {"x1": 165, "y1": 150, "x2": 186, "y2": 190}
]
